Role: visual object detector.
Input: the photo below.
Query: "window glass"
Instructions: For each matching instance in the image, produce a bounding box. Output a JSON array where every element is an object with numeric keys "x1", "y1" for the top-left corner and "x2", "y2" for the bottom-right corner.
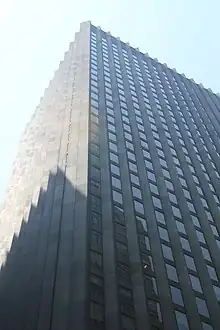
[
  {"x1": 90, "y1": 178, "x2": 101, "y2": 196},
  {"x1": 109, "y1": 142, "x2": 118, "y2": 152},
  {"x1": 134, "y1": 201, "x2": 144, "y2": 215},
  {"x1": 191, "y1": 215, "x2": 200, "y2": 228},
  {"x1": 171, "y1": 286, "x2": 184, "y2": 306},
  {"x1": 162, "y1": 244, "x2": 174, "y2": 261},
  {"x1": 130, "y1": 173, "x2": 140, "y2": 186},
  {"x1": 149, "y1": 116, "x2": 156, "y2": 124},
  {"x1": 162, "y1": 169, "x2": 171, "y2": 179},
  {"x1": 106, "y1": 93, "x2": 113, "y2": 101},
  {"x1": 105, "y1": 71, "x2": 111, "y2": 79},
  {"x1": 113, "y1": 190, "x2": 123, "y2": 204},
  {"x1": 213, "y1": 285, "x2": 220, "y2": 301},
  {"x1": 173, "y1": 157, "x2": 180, "y2": 166},
  {"x1": 133, "y1": 102, "x2": 140, "y2": 110},
  {"x1": 159, "y1": 158, "x2": 168, "y2": 168},
  {"x1": 91, "y1": 212, "x2": 101, "y2": 231},
  {"x1": 192, "y1": 175, "x2": 199, "y2": 184},
  {"x1": 91, "y1": 166, "x2": 100, "y2": 181},
  {"x1": 125, "y1": 132, "x2": 132, "y2": 141},
  {"x1": 208, "y1": 183, "x2": 215, "y2": 192},
  {"x1": 137, "y1": 216, "x2": 148, "y2": 232},
  {"x1": 168, "y1": 192, "x2": 178, "y2": 204},
  {"x1": 112, "y1": 176, "x2": 121, "y2": 189},
  {"x1": 121, "y1": 108, "x2": 128, "y2": 116},
  {"x1": 175, "y1": 311, "x2": 189, "y2": 330},
  {"x1": 148, "y1": 299, "x2": 162, "y2": 322},
  {"x1": 166, "y1": 264, "x2": 178, "y2": 282},
  {"x1": 179, "y1": 177, "x2": 187, "y2": 187},
  {"x1": 91, "y1": 251, "x2": 102, "y2": 274},
  {"x1": 147, "y1": 171, "x2": 156, "y2": 182},
  {"x1": 155, "y1": 210, "x2": 166, "y2": 224},
  {"x1": 122, "y1": 115, "x2": 129, "y2": 123},
  {"x1": 104, "y1": 76, "x2": 111, "y2": 83},
  {"x1": 152, "y1": 196, "x2": 162, "y2": 209},
  {"x1": 176, "y1": 221, "x2": 186, "y2": 234},
  {"x1": 170, "y1": 148, "x2": 177, "y2": 156},
  {"x1": 196, "y1": 297, "x2": 209, "y2": 317},
  {"x1": 202, "y1": 322, "x2": 213, "y2": 330},
  {"x1": 183, "y1": 189, "x2": 191, "y2": 200},
  {"x1": 167, "y1": 139, "x2": 174, "y2": 147},
  {"x1": 91, "y1": 153, "x2": 100, "y2": 167},
  {"x1": 129, "y1": 162, "x2": 138, "y2": 173},
  {"x1": 165, "y1": 180, "x2": 174, "y2": 191},
  {"x1": 121, "y1": 315, "x2": 136, "y2": 330},
  {"x1": 91, "y1": 78, "x2": 98, "y2": 87},
  {"x1": 127, "y1": 151, "x2": 136, "y2": 162},
  {"x1": 196, "y1": 230, "x2": 206, "y2": 244},
  {"x1": 159, "y1": 227, "x2": 169, "y2": 242},
  {"x1": 108, "y1": 123, "x2": 116, "y2": 133},
  {"x1": 172, "y1": 206, "x2": 182, "y2": 219},
  {"x1": 107, "y1": 115, "x2": 115, "y2": 124},
  {"x1": 176, "y1": 167, "x2": 184, "y2": 176},
  {"x1": 141, "y1": 141, "x2": 149, "y2": 150},
  {"x1": 91, "y1": 85, "x2": 98, "y2": 94},
  {"x1": 216, "y1": 240, "x2": 220, "y2": 249},
  {"x1": 206, "y1": 211, "x2": 213, "y2": 222},
  {"x1": 134, "y1": 109, "x2": 141, "y2": 116},
  {"x1": 91, "y1": 107, "x2": 99, "y2": 118},
  {"x1": 105, "y1": 81, "x2": 111, "y2": 89},
  {"x1": 139, "y1": 132, "x2": 147, "y2": 140},
  {"x1": 190, "y1": 274, "x2": 202, "y2": 293},
  {"x1": 152, "y1": 131, "x2": 159, "y2": 139},
  {"x1": 90, "y1": 302, "x2": 104, "y2": 321},
  {"x1": 137, "y1": 123, "x2": 144, "y2": 131},
  {"x1": 124, "y1": 123, "x2": 131, "y2": 132},
  {"x1": 201, "y1": 247, "x2": 211, "y2": 262},
  {"x1": 106, "y1": 100, "x2": 113, "y2": 108},
  {"x1": 187, "y1": 202, "x2": 196, "y2": 213},
  {"x1": 201, "y1": 198, "x2": 208, "y2": 208},
  {"x1": 180, "y1": 237, "x2": 191, "y2": 252},
  {"x1": 125, "y1": 140, "x2": 134, "y2": 151},
  {"x1": 91, "y1": 142, "x2": 100, "y2": 155},
  {"x1": 91, "y1": 230, "x2": 102, "y2": 252},
  {"x1": 110, "y1": 152, "x2": 119, "y2": 164},
  {"x1": 184, "y1": 255, "x2": 196, "y2": 271},
  {"x1": 157, "y1": 149, "x2": 165, "y2": 158},
  {"x1": 107, "y1": 108, "x2": 114, "y2": 116},
  {"x1": 132, "y1": 186, "x2": 142, "y2": 199},
  {"x1": 145, "y1": 160, "x2": 153, "y2": 170},
  {"x1": 111, "y1": 164, "x2": 120, "y2": 176},
  {"x1": 136, "y1": 116, "x2": 143, "y2": 124},
  {"x1": 210, "y1": 225, "x2": 219, "y2": 237},
  {"x1": 207, "y1": 265, "x2": 218, "y2": 281},
  {"x1": 91, "y1": 98, "x2": 99, "y2": 108},
  {"x1": 149, "y1": 183, "x2": 159, "y2": 195},
  {"x1": 91, "y1": 66, "x2": 98, "y2": 75}
]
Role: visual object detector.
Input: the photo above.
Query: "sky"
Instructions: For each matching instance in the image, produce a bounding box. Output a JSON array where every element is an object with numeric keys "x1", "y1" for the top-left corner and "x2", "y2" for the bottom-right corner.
[{"x1": 0, "y1": 0, "x2": 220, "y2": 201}]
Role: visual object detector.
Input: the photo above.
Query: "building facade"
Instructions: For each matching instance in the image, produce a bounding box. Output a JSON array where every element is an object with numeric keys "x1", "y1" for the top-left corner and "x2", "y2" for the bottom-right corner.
[{"x1": 1, "y1": 21, "x2": 220, "y2": 330}]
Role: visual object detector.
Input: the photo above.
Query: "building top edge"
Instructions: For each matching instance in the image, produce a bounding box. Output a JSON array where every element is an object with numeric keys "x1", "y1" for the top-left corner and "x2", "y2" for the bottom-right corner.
[{"x1": 88, "y1": 21, "x2": 219, "y2": 97}]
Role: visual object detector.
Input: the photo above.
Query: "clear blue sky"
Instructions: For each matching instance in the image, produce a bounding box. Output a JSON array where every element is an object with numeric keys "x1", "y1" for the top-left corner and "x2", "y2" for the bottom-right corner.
[{"x1": 0, "y1": 0, "x2": 220, "y2": 201}]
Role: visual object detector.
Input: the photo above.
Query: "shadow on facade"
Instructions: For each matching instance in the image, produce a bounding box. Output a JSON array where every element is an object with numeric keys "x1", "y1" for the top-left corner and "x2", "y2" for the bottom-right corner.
[{"x1": 0, "y1": 168, "x2": 88, "y2": 330}]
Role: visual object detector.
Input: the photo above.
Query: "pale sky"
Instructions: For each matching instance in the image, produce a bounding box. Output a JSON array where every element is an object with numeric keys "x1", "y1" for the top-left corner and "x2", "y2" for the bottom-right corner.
[{"x1": 0, "y1": 0, "x2": 220, "y2": 201}]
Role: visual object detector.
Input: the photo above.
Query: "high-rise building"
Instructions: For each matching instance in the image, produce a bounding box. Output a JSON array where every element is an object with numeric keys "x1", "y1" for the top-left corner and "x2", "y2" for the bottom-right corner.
[{"x1": 1, "y1": 21, "x2": 220, "y2": 330}]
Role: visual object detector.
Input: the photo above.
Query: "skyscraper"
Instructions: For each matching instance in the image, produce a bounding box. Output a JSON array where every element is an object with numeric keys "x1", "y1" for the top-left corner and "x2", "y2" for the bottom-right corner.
[{"x1": 0, "y1": 21, "x2": 220, "y2": 330}]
